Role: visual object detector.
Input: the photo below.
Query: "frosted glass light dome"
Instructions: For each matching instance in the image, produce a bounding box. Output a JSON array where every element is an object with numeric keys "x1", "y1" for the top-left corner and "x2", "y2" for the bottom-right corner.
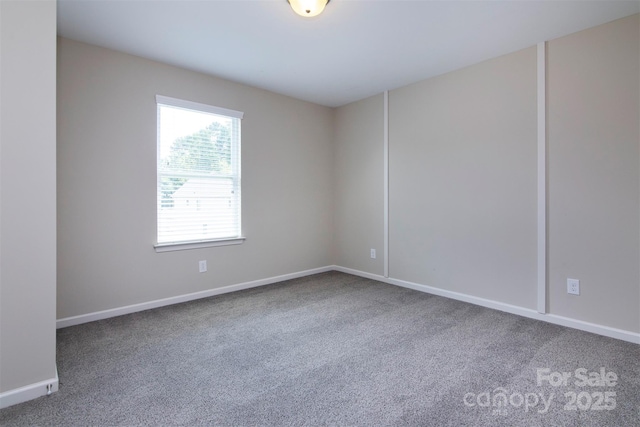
[{"x1": 288, "y1": 0, "x2": 330, "y2": 18}]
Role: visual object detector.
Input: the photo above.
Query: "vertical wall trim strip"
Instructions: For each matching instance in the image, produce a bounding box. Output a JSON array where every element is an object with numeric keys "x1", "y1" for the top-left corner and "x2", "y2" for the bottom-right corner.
[
  {"x1": 537, "y1": 42, "x2": 547, "y2": 314},
  {"x1": 384, "y1": 90, "x2": 390, "y2": 278}
]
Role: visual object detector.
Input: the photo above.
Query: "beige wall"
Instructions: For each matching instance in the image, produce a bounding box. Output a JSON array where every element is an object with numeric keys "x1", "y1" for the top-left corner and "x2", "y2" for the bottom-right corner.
[
  {"x1": 389, "y1": 47, "x2": 538, "y2": 308},
  {"x1": 0, "y1": 0, "x2": 58, "y2": 393},
  {"x1": 547, "y1": 14, "x2": 639, "y2": 331},
  {"x1": 335, "y1": 14, "x2": 639, "y2": 333},
  {"x1": 57, "y1": 38, "x2": 334, "y2": 319},
  {"x1": 333, "y1": 95, "x2": 385, "y2": 275}
]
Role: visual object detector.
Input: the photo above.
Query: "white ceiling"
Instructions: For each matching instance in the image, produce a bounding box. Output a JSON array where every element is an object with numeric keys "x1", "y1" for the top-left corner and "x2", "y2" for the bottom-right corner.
[{"x1": 57, "y1": 0, "x2": 640, "y2": 108}]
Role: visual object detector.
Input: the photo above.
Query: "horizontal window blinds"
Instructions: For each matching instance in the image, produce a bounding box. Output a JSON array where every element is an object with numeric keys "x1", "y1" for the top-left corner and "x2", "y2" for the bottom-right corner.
[{"x1": 156, "y1": 95, "x2": 243, "y2": 245}]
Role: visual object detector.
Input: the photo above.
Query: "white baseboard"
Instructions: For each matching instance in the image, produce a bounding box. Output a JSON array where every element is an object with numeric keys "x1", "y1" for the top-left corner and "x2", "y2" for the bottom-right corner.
[
  {"x1": 56, "y1": 264, "x2": 639, "y2": 344},
  {"x1": 541, "y1": 313, "x2": 640, "y2": 344},
  {"x1": 332, "y1": 265, "x2": 387, "y2": 282},
  {"x1": 333, "y1": 266, "x2": 640, "y2": 345},
  {"x1": 56, "y1": 266, "x2": 333, "y2": 329},
  {"x1": 0, "y1": 369, "x2": 58, "y2": 409}
]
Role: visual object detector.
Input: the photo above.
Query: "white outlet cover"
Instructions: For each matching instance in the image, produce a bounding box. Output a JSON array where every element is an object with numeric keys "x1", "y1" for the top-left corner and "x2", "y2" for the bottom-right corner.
[
  {"x1": 199, "y1": 260, "x2": 207, "y2": 273},
  {"x1": 567, "y1": 278, "x2": 580, "y2": 295}
]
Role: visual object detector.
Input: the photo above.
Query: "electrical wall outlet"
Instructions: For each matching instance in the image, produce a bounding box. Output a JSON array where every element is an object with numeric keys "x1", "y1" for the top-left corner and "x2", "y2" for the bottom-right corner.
[
  {"x1": 370, "y1": 249, "x2": 376, "y2": 259},
  {"x1": 567, "y1": 278, "x2": 580, "y2": 295},
  {"x1": 199, "y1": 260, "x2": 207, "y2": 273}
]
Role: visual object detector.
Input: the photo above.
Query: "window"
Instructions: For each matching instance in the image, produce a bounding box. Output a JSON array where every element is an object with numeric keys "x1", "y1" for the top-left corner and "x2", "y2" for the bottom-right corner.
[{"x1": 155, "y1": 95, "x2": 244, "y2": 251}]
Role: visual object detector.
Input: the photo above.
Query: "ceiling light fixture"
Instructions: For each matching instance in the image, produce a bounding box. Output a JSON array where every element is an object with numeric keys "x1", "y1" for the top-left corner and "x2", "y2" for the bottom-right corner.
[{"x1": 287, "y1": 0, "x2": 330, "y2": 18}]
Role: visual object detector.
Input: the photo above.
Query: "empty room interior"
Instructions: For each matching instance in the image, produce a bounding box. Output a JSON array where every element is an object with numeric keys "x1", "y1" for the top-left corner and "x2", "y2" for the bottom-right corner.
[{"x1": 1, "y1": 0, "x2": 639, "y2": 425}]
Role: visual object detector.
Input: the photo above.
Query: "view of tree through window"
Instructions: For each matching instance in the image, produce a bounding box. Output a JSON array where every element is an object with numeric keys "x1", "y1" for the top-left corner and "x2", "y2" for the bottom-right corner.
[{"x1": 159, "y1": 121, "x2": 232, "y2": 208}]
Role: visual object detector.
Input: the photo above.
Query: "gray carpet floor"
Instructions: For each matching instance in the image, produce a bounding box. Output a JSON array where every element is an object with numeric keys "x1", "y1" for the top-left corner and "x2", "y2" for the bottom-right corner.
[{"x1": 1, "y1": 271, "x2": 638, "y2": 426}]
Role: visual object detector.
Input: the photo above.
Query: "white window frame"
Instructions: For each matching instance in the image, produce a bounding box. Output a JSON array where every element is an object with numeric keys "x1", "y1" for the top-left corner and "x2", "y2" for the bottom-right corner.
[{"x1": 154, "y1": 95, "x2": 245, "y2": 252}]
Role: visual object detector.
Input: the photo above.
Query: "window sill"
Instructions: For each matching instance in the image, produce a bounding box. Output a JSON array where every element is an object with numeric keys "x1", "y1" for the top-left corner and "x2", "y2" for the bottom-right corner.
[{"x1": 154, "y1": 237, "x2": 245, "y2": 253}]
